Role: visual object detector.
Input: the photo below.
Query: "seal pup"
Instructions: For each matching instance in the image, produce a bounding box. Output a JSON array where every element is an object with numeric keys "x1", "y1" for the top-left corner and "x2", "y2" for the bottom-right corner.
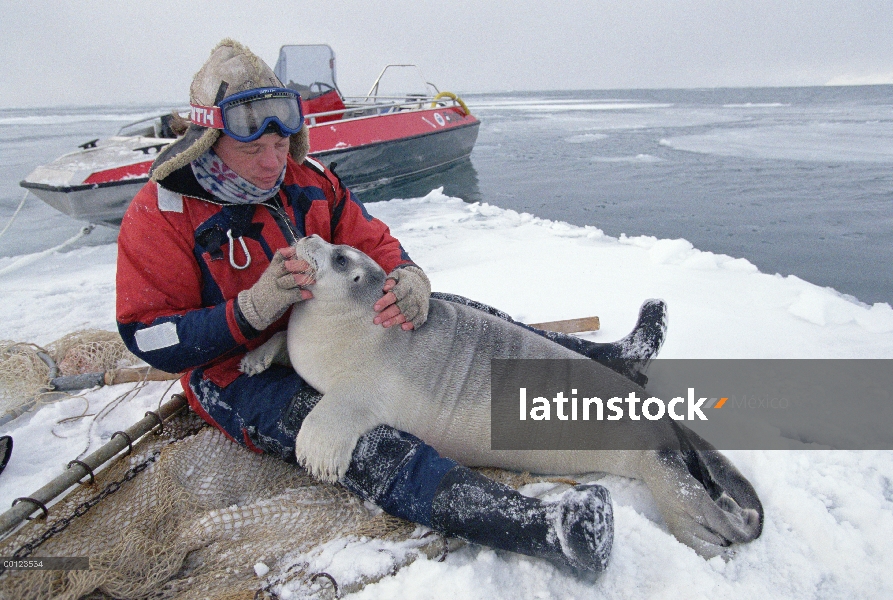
[{"x1": 242, "y1": 235, "x2": 764, "y2": 557}]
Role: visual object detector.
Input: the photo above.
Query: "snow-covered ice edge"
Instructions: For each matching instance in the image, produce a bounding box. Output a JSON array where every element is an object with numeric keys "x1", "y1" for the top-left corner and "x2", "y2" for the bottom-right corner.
[{"x1": 1, "y1": 190, "x2": 891, "y2": 599}]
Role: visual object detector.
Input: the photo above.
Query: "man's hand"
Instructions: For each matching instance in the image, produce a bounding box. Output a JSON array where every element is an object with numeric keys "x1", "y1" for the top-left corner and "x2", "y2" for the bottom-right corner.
[
  {"x1": 373, "y1": 265, "x2": 431, "y2": 330},
  {"x1": 236, "y1": 248, "x2": 314, "y2": 332},
  {"x1": 280, "y1": 246, "x2": 316, "y2": 294}
]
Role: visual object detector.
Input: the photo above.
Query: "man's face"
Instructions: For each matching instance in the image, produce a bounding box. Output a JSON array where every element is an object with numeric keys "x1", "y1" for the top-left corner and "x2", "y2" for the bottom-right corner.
[{"x1": 213, "y1": 133, "x2": 290, "y2": 189}]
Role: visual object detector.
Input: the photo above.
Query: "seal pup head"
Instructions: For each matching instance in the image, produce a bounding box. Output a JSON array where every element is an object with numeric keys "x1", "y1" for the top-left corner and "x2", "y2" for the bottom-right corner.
[{"x1": 294, "y1": 235, "x2": 388, "y2": 308}]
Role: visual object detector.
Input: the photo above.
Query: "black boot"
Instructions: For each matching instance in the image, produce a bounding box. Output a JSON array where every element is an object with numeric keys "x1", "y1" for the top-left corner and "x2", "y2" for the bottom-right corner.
[
  {"x1": 581, "y1": 298, "x2": 668, "y2": 387},
  {"x1": 595, "y1": 299, "x2": 668, "y2": 362},
  {"x1": 429, "y1": 466, "x2": 613, "y2": 573}
]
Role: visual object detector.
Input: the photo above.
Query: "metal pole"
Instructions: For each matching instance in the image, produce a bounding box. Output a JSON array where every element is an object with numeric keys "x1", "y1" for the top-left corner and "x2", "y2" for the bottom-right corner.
[{"x1": 0, "y1": 393, "x2": 187, "y2": 541}]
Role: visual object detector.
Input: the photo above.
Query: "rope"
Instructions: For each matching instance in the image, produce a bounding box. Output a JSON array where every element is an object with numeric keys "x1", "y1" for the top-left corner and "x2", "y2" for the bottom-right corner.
[
  {"x1": 0, "y1": 225, "x2": 95, "y2": 277},
  {"x1": 0, "y1": 190, "x2": 30, "y2": 239},
  {"x1": 431, "y1": 91, "x2": 471, "y2": 116}
]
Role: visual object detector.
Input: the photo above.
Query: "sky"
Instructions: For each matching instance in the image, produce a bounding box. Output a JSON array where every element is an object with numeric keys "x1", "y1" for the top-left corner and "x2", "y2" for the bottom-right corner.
[{"x1": 2, "y1": 0, "x2": 893, "y2": 107}]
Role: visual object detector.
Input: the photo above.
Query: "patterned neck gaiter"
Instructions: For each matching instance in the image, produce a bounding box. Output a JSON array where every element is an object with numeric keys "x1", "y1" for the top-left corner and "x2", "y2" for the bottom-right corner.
[{"x1": 191, "y1": 148, "x2": 286, "y2": 205}]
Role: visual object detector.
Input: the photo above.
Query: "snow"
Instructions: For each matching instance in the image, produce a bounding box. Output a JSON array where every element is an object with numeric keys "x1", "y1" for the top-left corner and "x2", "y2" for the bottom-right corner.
[
  {"x1": 254, "y1": 562, "x2": 271, "y2": 577},
  {"x1": 1, "y1": 190, "x2": 892, "y2": 598},
  {"x1": 24, "y1": 136, "x2": 163, "y2": 186}
]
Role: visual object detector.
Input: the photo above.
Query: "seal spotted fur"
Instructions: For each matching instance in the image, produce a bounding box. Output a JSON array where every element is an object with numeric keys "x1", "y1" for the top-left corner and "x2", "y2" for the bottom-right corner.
[{"x1": 242, "y1": 235, "x2": 764, "y2": 557}]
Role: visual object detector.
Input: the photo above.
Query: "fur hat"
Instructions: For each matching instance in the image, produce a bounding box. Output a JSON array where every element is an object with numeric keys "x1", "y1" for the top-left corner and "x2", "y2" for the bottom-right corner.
[{"x1": 150, "y1": 39, "x2": 310, "y2": 182}]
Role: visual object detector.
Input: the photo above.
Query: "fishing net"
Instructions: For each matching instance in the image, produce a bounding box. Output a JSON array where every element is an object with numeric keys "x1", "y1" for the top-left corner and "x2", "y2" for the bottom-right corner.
[
  {"x1": 48, "y1": 330, "x2": 139, "y2": 378},
  {"x1": 0, "y1": 403, "x2": 568, "y2": 600},
  {"x1": 0, "y1": 330, "x2": 140, "y2": 420},
  {"x1": 0, "y1": 342, "x2": 50, "y2": 416},
  {"x1": 0, "y1": 333, "x2": 570, "y2": 599},
  {"x1": 0, "y1": 403, "x2": 565, "y2": 600}
]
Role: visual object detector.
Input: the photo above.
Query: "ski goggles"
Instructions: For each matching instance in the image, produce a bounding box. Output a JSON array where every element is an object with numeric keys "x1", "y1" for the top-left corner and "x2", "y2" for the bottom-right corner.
[{"x1": 190, "y1": 87, "x2": 305, "y2": 142}]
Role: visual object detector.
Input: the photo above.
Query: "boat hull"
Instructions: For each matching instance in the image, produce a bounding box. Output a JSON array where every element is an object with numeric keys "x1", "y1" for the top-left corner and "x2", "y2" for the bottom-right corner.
[
  {"x1": 20, "y1": 179, "x2": 145, "y2": 226},
  {"x1": 315, "y1": 120, "x2": 480, "y2": 191}
]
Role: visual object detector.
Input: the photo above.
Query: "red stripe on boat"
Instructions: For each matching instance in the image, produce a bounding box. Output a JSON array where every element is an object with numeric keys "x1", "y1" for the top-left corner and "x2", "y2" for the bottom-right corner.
[
  {"x1": 308, "y1": 107, "x2": 476, "y2": 153},
  {"x1": 83, "y1": 161, "x2": 154, "y2": 185}
]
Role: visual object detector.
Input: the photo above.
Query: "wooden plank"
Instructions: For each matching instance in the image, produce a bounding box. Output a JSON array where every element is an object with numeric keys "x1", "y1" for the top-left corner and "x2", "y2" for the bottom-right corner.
[
  {"x1": 526, "y1": 316, "x2": 600, "y2": 334},
  {"x1": 104, "y1": 366, "x2": 179, "y2": 385}
]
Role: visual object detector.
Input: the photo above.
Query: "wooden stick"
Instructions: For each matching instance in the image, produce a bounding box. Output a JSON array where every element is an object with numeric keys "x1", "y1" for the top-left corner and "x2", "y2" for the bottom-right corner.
[
  {"x1": 526, "y1": 316, "x2": 600, "y2": 334},
  {"x1": 104, "y1": 367, "x2": 180, "y2": 385}
]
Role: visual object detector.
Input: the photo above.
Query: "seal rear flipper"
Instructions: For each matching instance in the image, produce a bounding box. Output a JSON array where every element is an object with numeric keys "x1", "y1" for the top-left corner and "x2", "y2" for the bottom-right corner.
[
  {"x1": 646, "y1": 424, "x2": 763, "y2": 556},
  {"x1": 640, "y1": 451, "x2": 754, "y2": 558},
  {"x1": 673, "y1": 422, "x2": 764, "y2": 540}
]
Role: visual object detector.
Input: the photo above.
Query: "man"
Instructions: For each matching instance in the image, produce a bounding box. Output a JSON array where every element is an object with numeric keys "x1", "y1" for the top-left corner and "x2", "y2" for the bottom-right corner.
[{"x1": 117, "y1": 39, "x2": 665, "y2": 573}]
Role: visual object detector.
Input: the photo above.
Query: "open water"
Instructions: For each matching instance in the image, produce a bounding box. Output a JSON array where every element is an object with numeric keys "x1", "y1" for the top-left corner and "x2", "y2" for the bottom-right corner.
[{"x1": 2, "y1": 86, "x2": 892, "y2": 305}]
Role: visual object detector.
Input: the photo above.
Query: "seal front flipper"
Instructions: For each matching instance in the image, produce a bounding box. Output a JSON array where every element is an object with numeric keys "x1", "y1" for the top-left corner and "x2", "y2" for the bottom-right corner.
[
  {"x1": 240, "y1": 331, "x2": 289, "y2": 376},
  {"x1": 294, "y1": 387, "x2": 383, "y2": 483}
]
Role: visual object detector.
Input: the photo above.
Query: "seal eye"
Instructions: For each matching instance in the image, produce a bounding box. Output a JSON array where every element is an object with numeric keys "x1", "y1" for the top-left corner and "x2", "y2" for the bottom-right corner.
[{"x1": 335, "y1": 254, "x2": 347, "y2": 268}]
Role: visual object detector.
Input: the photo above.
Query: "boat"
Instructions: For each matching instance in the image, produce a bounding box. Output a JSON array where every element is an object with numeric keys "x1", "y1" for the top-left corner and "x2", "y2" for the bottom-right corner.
[{"x1": 20, "y1": 44, "x2": 480, "y2": 226}]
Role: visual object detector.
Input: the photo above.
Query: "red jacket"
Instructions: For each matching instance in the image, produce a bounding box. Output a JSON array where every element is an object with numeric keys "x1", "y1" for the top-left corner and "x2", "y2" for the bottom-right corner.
[{"x1": 116, "y1": 155, "x2": 414, "y2": 389}]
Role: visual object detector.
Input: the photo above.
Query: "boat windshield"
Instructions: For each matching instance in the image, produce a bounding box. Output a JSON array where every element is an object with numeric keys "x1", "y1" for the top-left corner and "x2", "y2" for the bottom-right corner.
[
  {"x1": 117, "y1": 113, "x2": 180, "y2": 138},
  {"x1": 274, "y1": 45, "x2": 340, "y2": 100}
]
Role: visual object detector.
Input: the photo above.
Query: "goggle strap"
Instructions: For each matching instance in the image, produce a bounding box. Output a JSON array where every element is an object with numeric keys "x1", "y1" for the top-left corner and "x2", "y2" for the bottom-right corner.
[{"x1": 190, "y1": 104, "x2": 225, "y2": 129}]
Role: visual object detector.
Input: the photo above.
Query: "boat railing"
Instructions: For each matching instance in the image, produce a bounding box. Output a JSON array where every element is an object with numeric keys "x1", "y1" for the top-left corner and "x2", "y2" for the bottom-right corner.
[
  {"x1": 363, "y1": 64, "x2": 439, "y2": 102},
  {"x1": 304, "y1": 94, "x2": 468, "y2": 126},
  {"x1": 111, "y1": 95, "x2": 469, "y2": 137}
]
